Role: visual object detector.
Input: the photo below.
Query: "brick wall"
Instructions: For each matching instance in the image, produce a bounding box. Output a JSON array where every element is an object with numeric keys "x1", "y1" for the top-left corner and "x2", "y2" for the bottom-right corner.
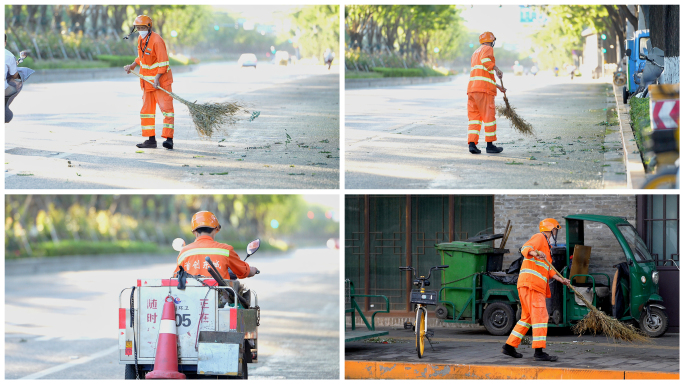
[{"x1": 495, "y1": 195, "x2": 637, "y2": 276}]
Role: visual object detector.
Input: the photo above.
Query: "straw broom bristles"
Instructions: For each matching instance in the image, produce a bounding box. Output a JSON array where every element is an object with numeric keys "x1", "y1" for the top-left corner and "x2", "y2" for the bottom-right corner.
[
  {"x1": 130, "y1": 71, "x2": 251, "y2": 138},
  {"x1": 545, "y1": 261, "x2": 652, "y2": 344},
  {"x1": 496, "y1": 78, "x2": 534, "y2": 136}
]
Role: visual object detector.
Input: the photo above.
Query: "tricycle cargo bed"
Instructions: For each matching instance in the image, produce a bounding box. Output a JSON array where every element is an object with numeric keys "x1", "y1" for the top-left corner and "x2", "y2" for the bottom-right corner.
[{"x1": 119, "y1": 278, "x2": 258, "y2": 369}]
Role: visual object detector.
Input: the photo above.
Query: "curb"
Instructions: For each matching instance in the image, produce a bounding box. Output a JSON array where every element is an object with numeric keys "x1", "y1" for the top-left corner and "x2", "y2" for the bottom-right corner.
[
  {"x1": 611, "y1": 83, "x2": 647, "y2": 188},
  {"x1": 346, "y1": 75, "x2": 455, "y2": 89},
  {"x1": 25, "y1": 64, "x2": 197, "y2": 84},
  {"x1": 345, "y1": 361, "x2": 679, "y2": 380}
]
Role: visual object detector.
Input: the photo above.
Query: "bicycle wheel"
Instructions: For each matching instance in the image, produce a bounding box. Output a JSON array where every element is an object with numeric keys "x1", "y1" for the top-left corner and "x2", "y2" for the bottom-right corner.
[
  {"x1": 643, "y1": 169, "x2": 678, "y2": 189},
  {"x1": 416, "y1": 308, "x2": 425, "y2": 358}
]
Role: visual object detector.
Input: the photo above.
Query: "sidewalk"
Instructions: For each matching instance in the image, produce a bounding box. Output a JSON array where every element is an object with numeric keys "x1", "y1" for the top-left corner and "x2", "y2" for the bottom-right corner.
[{"x1": 345, "y1": 327, "x2": 679, "y2": 379}]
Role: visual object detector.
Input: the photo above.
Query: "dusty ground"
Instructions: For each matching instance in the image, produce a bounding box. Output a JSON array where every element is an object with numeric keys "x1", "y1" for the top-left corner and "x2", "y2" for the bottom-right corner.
[
  {"x1": 346, "y1": 73, "x2": 626, "y2": 189},
  {"x1": 6, "y1": 62, "x2": 339, "y2": 189}
]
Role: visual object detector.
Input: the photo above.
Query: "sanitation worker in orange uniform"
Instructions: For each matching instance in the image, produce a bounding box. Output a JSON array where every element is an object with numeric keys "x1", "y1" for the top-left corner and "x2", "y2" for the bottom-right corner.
[
  {"x1": 123, "y1": 15, "x2": 175, "y2": 150},
  {"x1": 174, "y1": 211, "x2": 259, "y2": 280},
  {"x1": 467, "y1": 32, "x2": 506, "y2": 154},
  {"x1": 502, "y1": 218, "x2": 571, "y2": 362}
]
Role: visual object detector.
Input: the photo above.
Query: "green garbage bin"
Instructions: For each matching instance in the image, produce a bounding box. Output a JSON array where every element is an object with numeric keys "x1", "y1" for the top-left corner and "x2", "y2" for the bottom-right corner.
[{"x1": 435, "y1": 241, "x2": 508, "y2": 319}]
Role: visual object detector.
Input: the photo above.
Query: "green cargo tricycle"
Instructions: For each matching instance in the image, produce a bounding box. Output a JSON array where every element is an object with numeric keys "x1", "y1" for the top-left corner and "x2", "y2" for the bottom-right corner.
[{"x1": 435, "y1": 214, "x2": 669, "y2": 338}]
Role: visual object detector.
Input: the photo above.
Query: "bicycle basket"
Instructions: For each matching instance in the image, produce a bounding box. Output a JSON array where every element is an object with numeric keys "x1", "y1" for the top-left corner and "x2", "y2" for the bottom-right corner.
[{"x1": 410, "y1": 289, "x2": 439, "y2": 305}]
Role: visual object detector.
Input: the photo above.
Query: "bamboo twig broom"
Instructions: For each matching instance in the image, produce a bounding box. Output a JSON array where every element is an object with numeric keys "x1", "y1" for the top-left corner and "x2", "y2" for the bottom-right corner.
[
  {"x1": 544, "y1": 260, "x2": 651, "y2": 343},
  {"x1": 129, "y1": 71, "x2": 258, "y2": 138},
  {"x1": 496, "y1": 77, "x2": 534, "y2": 136}
]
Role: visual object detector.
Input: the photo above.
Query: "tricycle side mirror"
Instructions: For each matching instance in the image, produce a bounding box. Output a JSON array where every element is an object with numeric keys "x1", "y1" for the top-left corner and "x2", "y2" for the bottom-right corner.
[
  {"x1": 172, "y1": 238, "x2": 186, "y2": 252},
  {"x1": 625, "y1": 48, "x2": 631, "y2": 57},
  {"x1": 245, "y1": 239, "x2": 260, "y2": 260}
]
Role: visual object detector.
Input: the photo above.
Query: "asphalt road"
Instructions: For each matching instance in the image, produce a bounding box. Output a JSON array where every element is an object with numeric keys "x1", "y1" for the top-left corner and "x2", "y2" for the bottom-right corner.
[
  {"x1": 5, "y1": 247, "x2": 340, "y2": 379},
  {"x1": 346, "y1": 72, "x2": 627, "y2": 189},
  {"x1": 6, "y1": 62, "x2": 340, "y2": 189}
]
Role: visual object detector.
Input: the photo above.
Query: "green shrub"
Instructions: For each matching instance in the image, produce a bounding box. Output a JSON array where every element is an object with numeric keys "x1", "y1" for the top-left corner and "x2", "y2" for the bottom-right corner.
[
  {"x1": 370, "y1": 67, "x2": 448, "y2": 78},
  {"x1": 345, "y1": 71, "x2": 383, "y2": 79},
  {"x1": 629, "y1": 97, "x2": 651, "y2": 154},
  {"x1": 26, "y1": 59, "x2": 110, "y2": 70},
  {"x1": 96, "y1": 55, "x2": 190, "y2": 68},
  {"x1": 29, "y1": 240, "x2": 161, "y2": 257}
]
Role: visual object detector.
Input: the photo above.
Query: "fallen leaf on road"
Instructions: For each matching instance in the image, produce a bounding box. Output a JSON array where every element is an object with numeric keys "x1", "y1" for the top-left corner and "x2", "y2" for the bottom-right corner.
[
  {"x1": 182, "y1": 164, "x2": 189, "y2": 167},
  {"x1": 209, "y1": 172, "x2": 229, "y2": 175},
  {"x1": 505, "y1": 161, "x2": 524, "y2": 165},
  {"x1": 288, "y1": 173, "x2": 305, "y2": 175},
  {"x1": 136, "y1": 150, "x2": 144, "y2": 153}
]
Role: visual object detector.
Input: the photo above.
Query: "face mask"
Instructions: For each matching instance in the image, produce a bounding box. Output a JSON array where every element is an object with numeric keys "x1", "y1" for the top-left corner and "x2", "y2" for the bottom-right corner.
[
  {"x1": 492, "y1": 41, "x2": 496, "y2": 48},
  {"x1": 139, "y1": 30, "x2": 148, "y2": 38}
]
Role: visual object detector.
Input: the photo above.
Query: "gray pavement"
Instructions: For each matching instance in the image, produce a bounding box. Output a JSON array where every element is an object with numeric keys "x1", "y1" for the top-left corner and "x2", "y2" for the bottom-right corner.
[
  {"x1": 6, "y1": 248, "x2": 339, "y2": 379},
  {"x1": 6, "y1": 62, "x2": 339, "y2": 189},
  {"x1": 346, "y1": 73, "x2": 627, "y2": 189},
  {"x1": 345, "y1": 326, "x2": 679, "y2": 373}
]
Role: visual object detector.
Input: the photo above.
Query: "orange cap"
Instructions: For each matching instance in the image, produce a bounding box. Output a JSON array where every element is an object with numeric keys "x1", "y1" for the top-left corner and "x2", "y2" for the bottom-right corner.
[
  {"x1": 191, "y1": 211, "x2": 220, "y2": 231},
  {"x1": 479, "y1": 31, "x2": 496, "y2": 44},
  {"x1": 134, "y1": 15, "x2": 152, "y2": 27},
  {"x1": 539, "y1": 218, "x2": 561, "y2": 232}
]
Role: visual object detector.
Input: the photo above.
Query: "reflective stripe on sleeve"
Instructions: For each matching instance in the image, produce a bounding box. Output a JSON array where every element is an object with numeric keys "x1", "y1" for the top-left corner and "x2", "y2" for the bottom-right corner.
[
  {"x1": 481, "y1": 58, "x2": 492, "y2": 63},
  {"x1": 471, "y1": 65, "x2": 496, "y2": 74}
]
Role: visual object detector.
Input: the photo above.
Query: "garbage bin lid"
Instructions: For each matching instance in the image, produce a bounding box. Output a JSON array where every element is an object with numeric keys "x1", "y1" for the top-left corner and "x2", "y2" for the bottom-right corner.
[
  {"x1": 465, "y1": 234, "x2": 504, "y2": 243},
  {"x1": 435, "y1": 241, "x2": 492, "y2": 253}
]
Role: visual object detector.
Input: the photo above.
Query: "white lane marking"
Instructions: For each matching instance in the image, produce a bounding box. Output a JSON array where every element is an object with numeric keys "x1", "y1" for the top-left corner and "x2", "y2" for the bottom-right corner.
[{"x1": 19, "y1": 345, "x2": 118, "y2": 380}]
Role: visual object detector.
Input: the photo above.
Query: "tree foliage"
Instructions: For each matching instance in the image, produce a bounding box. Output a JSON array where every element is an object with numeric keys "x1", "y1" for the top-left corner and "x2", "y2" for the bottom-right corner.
[
  {"x1": 345, "y1": 5, "x2": 463, "y2": 65},
  {"x1": 5, "y1": 195, "x2": 338, "y2": 257},
  {"x1": 289, "y1": 5, "x2": 339, "y2": 61}
]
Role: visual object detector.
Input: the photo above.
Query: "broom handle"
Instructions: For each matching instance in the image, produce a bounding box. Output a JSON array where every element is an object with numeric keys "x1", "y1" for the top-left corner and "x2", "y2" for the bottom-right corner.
[
  {"x1": 129, "y1": 70, "x2": 176, "y2": 99},
  {"x1": 541, "y1": 257, "x2": 599, "y2": 312},
  {"x1": 498, "y1": 77, "x2": 507, "y2": 96}
]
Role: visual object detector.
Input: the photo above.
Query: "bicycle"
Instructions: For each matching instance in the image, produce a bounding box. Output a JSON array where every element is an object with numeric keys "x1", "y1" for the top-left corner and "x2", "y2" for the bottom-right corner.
[{"x1": 399, "y1": 264, "x2": 449, "y2": 358}]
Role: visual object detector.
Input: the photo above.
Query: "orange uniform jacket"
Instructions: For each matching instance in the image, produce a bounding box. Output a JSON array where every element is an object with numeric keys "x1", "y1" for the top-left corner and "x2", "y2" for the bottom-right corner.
[
  {"x1": 132, "y1": 32, "x2": 173, "y2": 92},
  {"x1": 174, "y1": 235, "x2": 251, "y2": 280},
  {"x1": 467, "y1": 45, "x2": 497, "y2": 96},
  {"x1": 517, "y1": 233, "x2": 556, "y2": 298}
]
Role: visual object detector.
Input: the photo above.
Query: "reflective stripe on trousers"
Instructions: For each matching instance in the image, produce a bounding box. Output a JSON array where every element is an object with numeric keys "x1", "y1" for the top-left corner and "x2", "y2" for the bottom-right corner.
[
  {"x1": 467, "y1": 92, "x2": 497, "y2": 144},
  {"x1": 140, "y1": 86, "x2": 175, "y2": 138}
]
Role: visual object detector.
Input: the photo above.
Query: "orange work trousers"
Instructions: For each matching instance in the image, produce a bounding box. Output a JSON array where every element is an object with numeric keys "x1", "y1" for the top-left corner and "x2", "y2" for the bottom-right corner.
[
  {"x1": 141, "y1": 87, "x2": 174, "y2": 139},
  {"x1": 467, "y1": 92, "x2": 497, "y2": 144},
  {"x1": 505, "y1": 286, "x2": 549, "y2": 349}
]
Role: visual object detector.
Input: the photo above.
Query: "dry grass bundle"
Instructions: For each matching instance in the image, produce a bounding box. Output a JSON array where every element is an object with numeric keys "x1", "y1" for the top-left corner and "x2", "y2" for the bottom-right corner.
[
  {"x1": 545, "y1": 261, "x2": 651, "y2": 344},
  {"x1": 130, "y1": 71, "x2": 254, "y2": 138},
  {"x1": 496, "y1": 78, "x2": 534, "y2": 136}
]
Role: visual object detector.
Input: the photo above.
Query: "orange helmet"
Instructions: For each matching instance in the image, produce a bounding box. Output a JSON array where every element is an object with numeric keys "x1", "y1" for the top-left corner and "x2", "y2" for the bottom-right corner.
[
  {"x1": 539, "y1": 218, "x2": 561, "y2": 232},
  {"x1": 191, "y1": 211, "x2": 220, "y2": 231},
  {"x1": 479, "y1": 31, "x2": 496, "y2": 44},
  {"x1": 134, "y1": 15, "x2": 152, "y2": 27}
]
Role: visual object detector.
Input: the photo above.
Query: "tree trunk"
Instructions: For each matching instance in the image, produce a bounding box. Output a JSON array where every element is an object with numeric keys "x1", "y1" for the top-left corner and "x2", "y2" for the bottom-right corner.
[{"x1": 619, "y1": 5, "x2": 639, "y2": 29}]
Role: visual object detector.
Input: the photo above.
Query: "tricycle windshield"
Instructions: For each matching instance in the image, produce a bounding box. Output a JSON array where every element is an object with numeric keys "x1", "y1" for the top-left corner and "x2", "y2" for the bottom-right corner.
[
  {"x1": 618, "y1": 224, "x2": 654, "y2": 263},
  {"x1": 638, "y1": 36, "x2": 651, "y2": 59}
]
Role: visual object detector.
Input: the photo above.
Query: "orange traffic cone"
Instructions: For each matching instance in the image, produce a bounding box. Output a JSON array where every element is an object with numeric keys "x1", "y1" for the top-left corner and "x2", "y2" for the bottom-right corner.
[{"x1": 145, "y1": 296, "x2": 186, "y2": 379}]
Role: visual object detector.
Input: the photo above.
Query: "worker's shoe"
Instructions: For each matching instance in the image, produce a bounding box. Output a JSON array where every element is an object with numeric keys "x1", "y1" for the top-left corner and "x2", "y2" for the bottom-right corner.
[
  {"x1": 163, "y1": 138, "x2": 173, "y2": 149},
  {"x1": 469, "y1": 142, "x2": 481, "y2": 154},
  {"x1": 534, "y1": 349, "x2": 558, "y2": 362},
  {"x1": 501, "y1": 344, "x2": 523, "y2": 358},
  {"x1": 486, "y1": 142, "x2": 503, "y2": 153},
  {"x1": 136, "y1": 137, "x2": 157, "y2": 149}
]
